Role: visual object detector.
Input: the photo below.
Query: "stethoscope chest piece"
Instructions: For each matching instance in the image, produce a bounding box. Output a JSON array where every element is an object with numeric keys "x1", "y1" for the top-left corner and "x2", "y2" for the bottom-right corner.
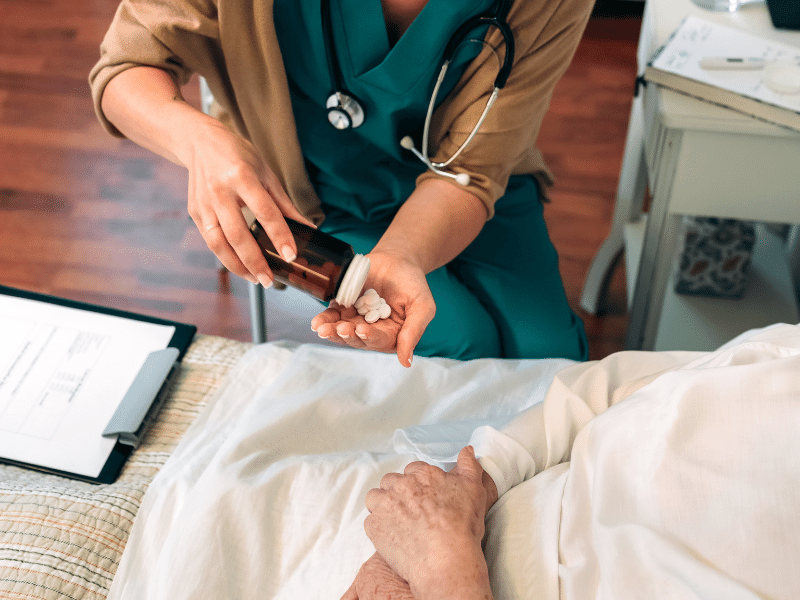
[{"x1": 326, "y1": 91, "x2": 365, "y2": 130}]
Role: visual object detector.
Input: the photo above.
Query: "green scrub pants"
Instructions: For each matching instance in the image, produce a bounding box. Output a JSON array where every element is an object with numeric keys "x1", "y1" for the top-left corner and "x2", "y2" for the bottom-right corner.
[{"x1": 320, "y1": 175, "x2": 588, "y2": 361}]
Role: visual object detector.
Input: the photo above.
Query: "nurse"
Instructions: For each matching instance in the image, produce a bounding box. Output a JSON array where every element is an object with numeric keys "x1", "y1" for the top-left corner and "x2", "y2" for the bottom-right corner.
[{"x1": 90, "y1": 0, "x2": 593, "y2": 366}]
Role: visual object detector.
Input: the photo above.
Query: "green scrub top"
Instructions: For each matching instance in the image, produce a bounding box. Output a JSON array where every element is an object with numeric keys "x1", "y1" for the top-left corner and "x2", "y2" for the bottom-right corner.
[
  {"x1": 273, "y1": 0, "x2": 589, "y2": 363},
  {"x1": 273, "y1": 0, "x2": 493, "y2": 222}
]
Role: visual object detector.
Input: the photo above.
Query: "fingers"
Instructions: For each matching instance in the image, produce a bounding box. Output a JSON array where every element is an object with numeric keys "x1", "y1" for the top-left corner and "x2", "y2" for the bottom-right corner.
[
  {"x1": 354, "y1": 322, "x2": 397, "y2": 352},
  {"x1": 199, "y1": 218, "x2": 256, "y2": 283},
  {"x1": 207, "y1": 166, "x2": 309, "y2": 287},
  {"x1": 452, "y1": 446, "x2": 484, "y2": 483},
  {"x1": 216, "y1": 199, "x2": 276, "y2": 287},
  {"x1": 192, "y1": 189, "x2": 276, "y2": 287},
  {"x1": 403, "y1": 461, "x2": 434, "y2": 476},
  {"x1": 365, "y1": 463, "x2": 443, "y2": 517},
  {"x1": 364, "y1": 488, "x2": 383, "y2": 515},
  {"x1": 313, "y1": 305, "x2": 401, "y2": 353},
  {"x1": 311, "y1": 305, "x2": 344, "y2": 337},
  {"x1": 235, "y1": 170, "x2": 298, "y2": 264},
  {"x1": 364, "y1": 470, "x2": 407, "y2": 514}
]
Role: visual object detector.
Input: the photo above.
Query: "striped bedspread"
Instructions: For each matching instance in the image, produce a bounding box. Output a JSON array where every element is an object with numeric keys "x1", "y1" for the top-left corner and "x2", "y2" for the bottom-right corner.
[{"x1": 0, "y1": 335, "x2": 250, "y2": 600}]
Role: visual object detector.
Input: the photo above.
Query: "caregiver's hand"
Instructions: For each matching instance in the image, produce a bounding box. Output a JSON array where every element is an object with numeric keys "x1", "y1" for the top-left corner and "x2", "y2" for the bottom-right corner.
[
  {"x1": 310, "y1": 250, "x2": 436, "y2": 368},
  {"x1": 363, "y1": 447, "x2": 498, "y2": 600},
  {"x1": 185, "y1": 119, "x2": 315, "y2": 286},
  {"x1": 100, "y1": 65, "x2": 315, "y2": 288},
  {"x1": 340, "y1": 552, "x2": 415, "y2": 600}
]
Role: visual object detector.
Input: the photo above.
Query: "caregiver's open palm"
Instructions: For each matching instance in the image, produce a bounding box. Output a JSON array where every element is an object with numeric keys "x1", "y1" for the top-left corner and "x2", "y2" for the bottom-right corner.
[{"x1": 311, "y1": 250, "x2": 435, "y2": 368}]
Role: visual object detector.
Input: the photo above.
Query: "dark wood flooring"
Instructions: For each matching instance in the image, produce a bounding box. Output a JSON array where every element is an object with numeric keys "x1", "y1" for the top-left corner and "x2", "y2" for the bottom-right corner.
[{"x1": 0, "y1": 2, "x2": 640, "y2": 360}]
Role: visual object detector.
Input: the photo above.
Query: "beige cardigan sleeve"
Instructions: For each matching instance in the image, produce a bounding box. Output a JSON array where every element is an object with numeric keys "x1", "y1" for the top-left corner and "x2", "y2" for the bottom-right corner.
[
  {"x1": 88, "y1": 0, "x2": 325, "y2": 224},
  {"x1": 89, "y1": 0, "x2": 592, "y2": 224},
  {"x1": 88, "y1": 0, "x2": 220, "y2": 138},
  {"x1": 419, "y1": 0, "x2": 594, "y2": 217}
]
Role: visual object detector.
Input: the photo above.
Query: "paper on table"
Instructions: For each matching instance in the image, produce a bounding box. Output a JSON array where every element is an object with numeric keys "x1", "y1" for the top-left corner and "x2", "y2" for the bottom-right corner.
[
  {"x1": 651, "y1": 16, "x2": 800, "y2": 112},
  {"x1": 0, "y1": 295, "x2": 175, "y2": 478}
]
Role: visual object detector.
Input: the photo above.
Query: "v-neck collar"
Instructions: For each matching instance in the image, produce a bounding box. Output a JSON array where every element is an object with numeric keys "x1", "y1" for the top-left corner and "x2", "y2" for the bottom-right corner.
[{"x1": 334, "y1": 0, "x2": 493, "y2": 88}]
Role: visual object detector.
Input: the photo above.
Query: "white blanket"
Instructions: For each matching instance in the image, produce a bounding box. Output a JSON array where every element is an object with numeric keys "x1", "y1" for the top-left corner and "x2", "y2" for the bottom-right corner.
[{"x1": 109, "y1": 325, "x2": 800, "y2": 600}]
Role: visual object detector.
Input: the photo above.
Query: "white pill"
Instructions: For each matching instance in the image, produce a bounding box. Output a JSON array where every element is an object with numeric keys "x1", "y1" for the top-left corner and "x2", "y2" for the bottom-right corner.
[
  {"x1": 364, "y1": 298, "x2": 382, "y2": 311},
  {"x1": 378, "y1": 302, "x2": 391, "y2": 319},
  {"x1": 363, "y1": 288, "x2": 379, "y2": 299},
  {"x1": 364, "y1": 309, "x2": 380, "y2": 323},
  {"x1": 357, "y1": 304, "x2": 369, "y2": 315},
  {"x1": 355, "y1": 296, "x2": 366, "y2": 309}
]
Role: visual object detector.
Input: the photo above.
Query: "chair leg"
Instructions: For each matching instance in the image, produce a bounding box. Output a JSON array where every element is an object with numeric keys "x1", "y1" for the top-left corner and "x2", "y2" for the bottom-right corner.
[{"x1": 248, "y1": 281, "x2": 267, "y2": 344}]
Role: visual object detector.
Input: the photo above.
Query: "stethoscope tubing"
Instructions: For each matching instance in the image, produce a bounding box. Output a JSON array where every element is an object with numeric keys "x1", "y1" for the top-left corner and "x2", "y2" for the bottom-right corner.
[{"x1": 321, "y1": 0, "x2": 516, "y2": 185}]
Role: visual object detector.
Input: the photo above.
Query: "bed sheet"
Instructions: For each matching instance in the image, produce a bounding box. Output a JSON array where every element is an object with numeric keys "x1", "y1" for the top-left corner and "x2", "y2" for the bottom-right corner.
[
  {"x1": 108, "y1": 324, "x2": 800, "y2": 600},
  {"x1": 0, "y1": 335, "x2": 250, "y2": 600},
  {"x1": 107, "y1": 342, "x2": 575, "y2": 600}
]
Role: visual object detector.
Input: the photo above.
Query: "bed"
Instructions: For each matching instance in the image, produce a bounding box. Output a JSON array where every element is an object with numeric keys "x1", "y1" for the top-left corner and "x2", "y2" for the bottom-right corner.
[
  {"x1": 1, "y1": 324, "x2": 798, "y2": 600},
  {"x1": 0, "y1": 336, "x2": 251, "y2": 600}
]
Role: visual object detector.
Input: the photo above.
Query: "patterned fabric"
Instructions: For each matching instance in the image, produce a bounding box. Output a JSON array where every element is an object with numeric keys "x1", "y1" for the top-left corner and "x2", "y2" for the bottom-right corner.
[
  {"x1": 0, "y1": 335, "x2": 250, "y2": 600},
  {"x1": 675, "y1": 217, "x2": 756, "y2": 299}
]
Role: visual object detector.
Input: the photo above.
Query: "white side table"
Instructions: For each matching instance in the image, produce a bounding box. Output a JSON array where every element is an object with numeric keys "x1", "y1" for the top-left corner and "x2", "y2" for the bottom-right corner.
[{"x1": 581, "y1": 0, "x2": 800, "y2": 351}]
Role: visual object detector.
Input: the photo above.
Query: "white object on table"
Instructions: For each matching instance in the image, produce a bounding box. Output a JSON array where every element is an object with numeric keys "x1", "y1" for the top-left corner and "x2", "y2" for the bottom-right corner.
[{"x1": 580, "y1": 0, "x2": 800, "y2": 351}]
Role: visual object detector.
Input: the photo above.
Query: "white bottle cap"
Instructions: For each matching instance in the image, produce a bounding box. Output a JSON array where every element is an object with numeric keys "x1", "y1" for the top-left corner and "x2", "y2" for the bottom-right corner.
[{"x1": 335, "y1": 254, "x2": 371, "y2": 308}]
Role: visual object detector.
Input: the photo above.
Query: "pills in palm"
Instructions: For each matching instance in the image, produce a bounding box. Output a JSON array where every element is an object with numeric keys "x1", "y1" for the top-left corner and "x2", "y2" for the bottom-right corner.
[{"x1": 355, "y1": 289, "x2": 391, "y2": 322}]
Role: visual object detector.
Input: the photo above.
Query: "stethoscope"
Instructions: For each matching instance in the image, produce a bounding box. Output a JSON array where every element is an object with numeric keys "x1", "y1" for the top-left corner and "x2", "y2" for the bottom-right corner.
[{"x1": 321, "y1": 0, "x2": 515, "y2": 186}]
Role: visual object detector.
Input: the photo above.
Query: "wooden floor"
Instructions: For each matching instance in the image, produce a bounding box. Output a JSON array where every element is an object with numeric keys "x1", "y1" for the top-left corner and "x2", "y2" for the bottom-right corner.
[{"x1": 0, "y1": 1, "x2": 639, "y2": 361}]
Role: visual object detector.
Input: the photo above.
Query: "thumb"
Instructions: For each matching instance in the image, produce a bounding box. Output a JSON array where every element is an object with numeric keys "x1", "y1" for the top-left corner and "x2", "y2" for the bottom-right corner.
[
  {"x1": 339, "y1": 581, "x2": 359, "y2": 600},
  {"x1": 452, "y1": 446, "x2": 483, "y2": 482},
  {"x1": 396, "y1": 299, "x2": 435, "y2": 368}
]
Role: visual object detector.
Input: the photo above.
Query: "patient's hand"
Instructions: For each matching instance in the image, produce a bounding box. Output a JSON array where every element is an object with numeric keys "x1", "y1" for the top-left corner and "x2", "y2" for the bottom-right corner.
[
  {"x1": 340, "y1": 552, "x2": 415, "y2": 600},
  {"x1": 363, "y1": 447, "x2": 497, "y2": 600},
  {"x1": 310, "y1": 251, "x2": 436, "y2": 368}
]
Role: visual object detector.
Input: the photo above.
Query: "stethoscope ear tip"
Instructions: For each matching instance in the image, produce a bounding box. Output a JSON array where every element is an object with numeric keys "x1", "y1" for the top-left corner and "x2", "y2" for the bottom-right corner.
[
  {"x1": 400, "y1": 136, "x2": 415, "y2": 150},
  {"x1": 455, "y1": 173, "x2": 471, "y2": 186}
]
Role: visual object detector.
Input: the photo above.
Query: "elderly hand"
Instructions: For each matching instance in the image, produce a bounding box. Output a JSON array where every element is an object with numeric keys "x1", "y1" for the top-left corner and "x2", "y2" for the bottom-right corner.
[
  {"x1": 340, "y1": 552, "x2": 415, "y2": 600},
  {"x1": 363, "y1": 447, "x2": 498, "y2": 600},
  {"x1": 310, "y1": 250, "x2": 436, "y2": 368}
]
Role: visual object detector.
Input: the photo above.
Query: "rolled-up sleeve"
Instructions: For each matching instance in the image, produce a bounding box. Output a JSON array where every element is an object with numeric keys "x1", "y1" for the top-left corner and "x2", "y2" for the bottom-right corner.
[
  {"x1": 418, "y1": 0, "x2": 594, "y2": 217},
  {"x1": 394, "y1": 350, "x2": 696, "y2": 498},
  {"x1": 88, "y1": 0, "x2": 220, "y2": 137}
]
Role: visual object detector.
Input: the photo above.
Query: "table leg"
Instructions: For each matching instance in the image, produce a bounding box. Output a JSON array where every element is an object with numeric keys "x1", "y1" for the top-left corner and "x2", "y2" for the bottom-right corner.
[
  {"x1": 786, "y1": 225, "x2": 800, "y2": 295},
  {"x1": 624, "y1": 127, "x2": 684, "y2": 350}
]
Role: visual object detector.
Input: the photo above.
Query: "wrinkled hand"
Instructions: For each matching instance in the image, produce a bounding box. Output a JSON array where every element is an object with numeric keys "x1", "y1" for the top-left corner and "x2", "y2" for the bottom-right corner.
[
  {"x1": 340, "y1": 552, "x2": 415, "y2": 600},
  {"x1": 310, "y1": 250, "x2": 436, "y2": 368},
  {"x1": 185, "y1": 119, "x2": 314, "y2": 286},
  {"x1": 363, "y1": 447, "x2": 497, "y2": 600}
]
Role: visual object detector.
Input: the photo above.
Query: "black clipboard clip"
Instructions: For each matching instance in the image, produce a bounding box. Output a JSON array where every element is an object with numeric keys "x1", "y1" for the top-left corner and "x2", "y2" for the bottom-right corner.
[
  {"x1": 102, "y1": 347, "x2": 180, "y2": 448},
  {"x1": 634, "y1": 74, "x2": 647, "y2": 98}
]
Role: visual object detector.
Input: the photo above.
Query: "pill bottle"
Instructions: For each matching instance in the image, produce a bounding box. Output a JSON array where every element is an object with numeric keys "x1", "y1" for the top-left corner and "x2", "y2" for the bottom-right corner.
[{"x1": 242, "y1": 207, "x2": 370, "y2": 307}]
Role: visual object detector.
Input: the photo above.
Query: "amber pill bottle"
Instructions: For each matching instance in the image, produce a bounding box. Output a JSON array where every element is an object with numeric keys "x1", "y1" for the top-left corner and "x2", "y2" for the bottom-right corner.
[{"x1": 242, "y1": 208, "x2": 370, "y2": 308}]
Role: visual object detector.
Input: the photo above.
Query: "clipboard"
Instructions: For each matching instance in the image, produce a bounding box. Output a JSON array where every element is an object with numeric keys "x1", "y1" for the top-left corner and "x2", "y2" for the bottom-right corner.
[{"x1": 0, "y1": 285, "x2": 196, "y2": 484}]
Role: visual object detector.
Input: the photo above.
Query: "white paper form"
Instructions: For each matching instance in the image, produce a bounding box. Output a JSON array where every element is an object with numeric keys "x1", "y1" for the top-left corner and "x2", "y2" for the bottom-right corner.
[
  {"x1": 651, "y1": 16, "x2": 800, "y2": 113},
  {"x1": 0, "y1": 295, "x2": 175, "y2": 478}
]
